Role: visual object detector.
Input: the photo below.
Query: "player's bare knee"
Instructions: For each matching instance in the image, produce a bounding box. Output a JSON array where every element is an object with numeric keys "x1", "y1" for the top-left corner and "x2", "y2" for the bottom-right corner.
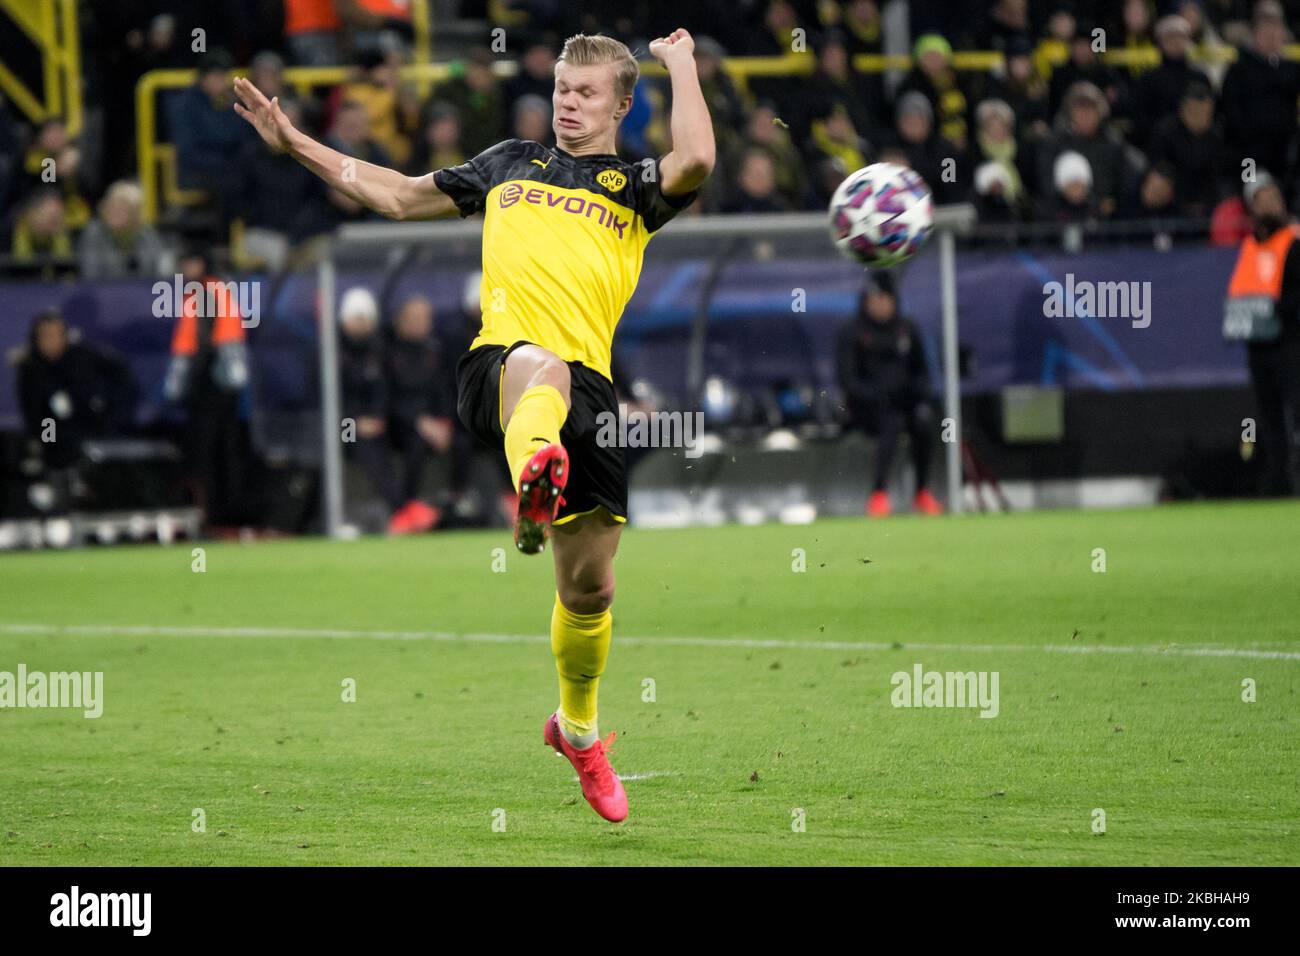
[
  {"x1": 531, "y1": 355, "x2": 571, "y2": 404},
  {"x1": 560, "y1": 579, "x2": 615, "y2": 616}
]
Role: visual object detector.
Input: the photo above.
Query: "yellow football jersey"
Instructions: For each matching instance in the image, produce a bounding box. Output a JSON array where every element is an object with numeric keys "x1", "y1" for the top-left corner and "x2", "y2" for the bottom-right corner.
[{"x1": 433, "y1": 139, "x2": 698, "y2": 381}]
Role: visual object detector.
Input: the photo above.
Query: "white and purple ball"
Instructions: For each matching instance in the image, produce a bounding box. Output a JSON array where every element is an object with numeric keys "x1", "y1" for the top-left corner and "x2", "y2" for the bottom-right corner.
[{"x1": 829, "y1": 163, "x2": 934, "y2": 269}]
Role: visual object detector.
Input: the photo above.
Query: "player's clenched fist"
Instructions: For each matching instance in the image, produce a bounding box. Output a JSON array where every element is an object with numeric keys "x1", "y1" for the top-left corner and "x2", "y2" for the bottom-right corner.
[
  {"x1": 649, "y1": 28, "x2": 695, "y2": 65},
  {"x1": 232, "y1": 76, "x2": 296, "y2": 154}
]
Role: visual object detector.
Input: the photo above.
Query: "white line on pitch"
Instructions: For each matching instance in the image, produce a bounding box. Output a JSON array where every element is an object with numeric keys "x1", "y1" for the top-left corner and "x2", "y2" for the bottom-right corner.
[{"x1": 2, "y1": 623, "x2": 1298, "y2": 661}]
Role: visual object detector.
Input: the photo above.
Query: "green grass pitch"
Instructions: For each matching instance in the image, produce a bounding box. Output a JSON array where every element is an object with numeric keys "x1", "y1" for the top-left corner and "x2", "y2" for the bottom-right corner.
[{"x1": 1, "y1": 500, "x2": 1297, "y2": 866}]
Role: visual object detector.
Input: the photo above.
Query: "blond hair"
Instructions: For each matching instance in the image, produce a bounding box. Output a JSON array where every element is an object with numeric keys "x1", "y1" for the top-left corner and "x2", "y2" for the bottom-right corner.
[{"x1": 557, "y1": 33, "x2": 639, "y2": 100}]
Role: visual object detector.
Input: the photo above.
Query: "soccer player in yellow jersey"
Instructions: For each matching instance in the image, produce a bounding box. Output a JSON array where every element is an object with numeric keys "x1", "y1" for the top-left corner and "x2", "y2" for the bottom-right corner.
[{"x1": 234, "y1": 30, "x2": 714, "y2": 822}]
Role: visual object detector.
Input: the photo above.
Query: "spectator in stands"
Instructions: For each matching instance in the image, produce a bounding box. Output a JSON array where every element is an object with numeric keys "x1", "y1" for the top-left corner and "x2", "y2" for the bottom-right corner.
[
  {"x1": 1210, "y1": 190, "x2": 1253, "y2": 246},
  {"x1": 283, "y1": 0, "x2": 344, "y2": 67},
  {"x1": 973, "y1": 160, "x2": 1021, "y2": 223},
  {"x1": 337, "y1": 286, "x2": 404, "y2": 522},
  {"x1": 808, "y1": 103, "x2": 873, "y2": 204},
  {"x1": 996, "y1": 37, "x2": 1051, "y2": 143},
  {"x1": 441, "y1": 47, "x2": 505, "y2": 157},
  {"x1": 503, "y1": 39, "x2": 558, "y2": 115},
  {"x1": 806, "y1": 31, "x2": 882, "y2": 146},
  {"x1": 250, "y1": 51, "x2": 288, "y2": 103},
  {"x1": 340, "y1": 47, "x2": 416, "y2": 168},
  {"x1": 232, "y1": 99, "x2": 334, "y2": 269},
  {"x1": 385, "y1": 295, "x2": 455, "y2": 534},
  {"x1": 49, "y1": 143, "x2": 92, "y2": 233},
  {"x1": 171, "y1": 49, "x2": 252, "y2": 208},
  {"x1": 972, "y1": 99, "x2": 1030, "y2": 219},
  {"x1": 840, "y1": 0, "x2": 884, "y2": 56},
  {"x1": 980, "y1": 0, "x2": 1033, "y2": 54},
  {"x1": 17, "y1": 118, "x2": 70, "y2": 196},
  {"x1": 886, "y1": 91, "x2": 963, "y2": 204},
  {"x1": 1133, "y1": 15, "x2": 1209, "y2": 146},
  {"x1": 1034, "y1": 5, "x2": 1077, "y2": 80},
  {"x1": 11, "y1": 189, "x2": 72, "y2": 269},
  {"x1": 1050, "y1": 150, "x2": 1098, "y2": 222},
  {"x1": 16, "y1": 309, "x2": 134, "y2": 469},
  {"x1": 835, "y1": 271, "x2": 942, "y2": 517},
  {"x1": 139, "y1": 13, "x2": 187, "y2": 72},
  {"x1": 323, "y1": 100, "x2": 393, "y2": 225},
  {"x1": 511, "y1": 94, "x2": 552, "y2": 144},
  {"x1": 98, "y1": 13, "x2": 181, "y2": 186},
  {"x1": 1047, "y1": 23, "x2": 1125, "y2": 125},
  {"x1": 691, "y1": 36, "x2": 748, "y2": 166},
  {"x1": 1177, "y1": 0, "x2": 1231, "y2": 89},
  {"x1": 1221, "y1": 1, "x2": 1300, "y2": 195},
  {"x1": 408, "y1": 103, "x2": 465, "y2": 175},
  {"x1": 899, "y1": 34, "x2": 972, "y2": 151},
  {"x1": 162, "y1": 248, "x2": 252, "y2": 529},
  {"x1": 1038, "y1": 82, "x2": 1133, "y2": 219},
  {"x1": 724, "y1": 148, "x2": 789, "y2": 213},
  {"x1": 1147, "y1": 79, "x2": 1231, "y2": 218},
  {"x1": 77, "y1": 180, "x2": 167, "y2": 279},
  {"x1": 17, "y1": 120, "x2": 92, "y2": 234},
  {"x1": 1135, "y1": 162, "x2": 1178, "y2": 219},
  {"x1": 751, "y1": 0, "x2": 805, "y2": 57},
  {"x1": 736, "y1": 102, "x2": 808, "y2": 210},
  {"x1": 1119, "y1": 0, "x2": 1159, "y2": 81},
  {"x1": 1225, "y1": 173, "x2": 1300, "y2": 494},
  {"x1": 347, "y1": 0, "x2": 415, "y2": 59}
]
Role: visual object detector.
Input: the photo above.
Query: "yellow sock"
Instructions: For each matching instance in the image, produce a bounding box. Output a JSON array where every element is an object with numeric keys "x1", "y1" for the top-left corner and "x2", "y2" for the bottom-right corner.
[
  {"x1": 504, "y1": 384, "x2": 568, "y2": 492},
  {"x1": 551, "y1": 593, "x2": 612, "y2": 739}
]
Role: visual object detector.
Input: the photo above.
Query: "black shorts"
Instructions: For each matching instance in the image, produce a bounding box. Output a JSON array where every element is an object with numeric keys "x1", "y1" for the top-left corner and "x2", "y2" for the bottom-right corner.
[{"x1": 455, "y1": 342, "x2": 628, "y2": 525}]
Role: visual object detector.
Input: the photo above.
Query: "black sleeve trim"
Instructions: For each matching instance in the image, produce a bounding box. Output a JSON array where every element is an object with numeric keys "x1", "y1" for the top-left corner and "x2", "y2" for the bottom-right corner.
[{"x1": 432, "y1": 167, "x2": 481, "y2": 219}]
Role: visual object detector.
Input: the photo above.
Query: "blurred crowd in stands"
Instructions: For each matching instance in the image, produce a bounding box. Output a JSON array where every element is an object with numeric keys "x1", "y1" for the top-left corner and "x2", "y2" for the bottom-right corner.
[{"x1": 1, "y1": 0, "x2": 1299, "y2": 278}]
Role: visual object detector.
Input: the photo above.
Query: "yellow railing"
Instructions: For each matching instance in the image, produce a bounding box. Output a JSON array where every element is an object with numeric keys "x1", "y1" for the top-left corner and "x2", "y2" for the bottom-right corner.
[
  {"x1": 0, "y1": 0, "x2": 82, "y2": 134},
  {"x1": 136, "y1": 41, "x2": 1300, "y2": 224}
]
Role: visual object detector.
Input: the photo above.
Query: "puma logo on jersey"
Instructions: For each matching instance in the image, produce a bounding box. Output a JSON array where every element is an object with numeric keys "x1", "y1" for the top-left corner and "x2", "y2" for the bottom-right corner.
[{"x1": 531, "y1": 157, "x2": 552, "y2": 170}]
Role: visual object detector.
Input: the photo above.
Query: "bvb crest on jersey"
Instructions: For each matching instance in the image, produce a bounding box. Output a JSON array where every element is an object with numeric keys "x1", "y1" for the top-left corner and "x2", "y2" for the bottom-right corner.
[{"x1": 596, "y1": 169, "x2": 628, "y2": 192}]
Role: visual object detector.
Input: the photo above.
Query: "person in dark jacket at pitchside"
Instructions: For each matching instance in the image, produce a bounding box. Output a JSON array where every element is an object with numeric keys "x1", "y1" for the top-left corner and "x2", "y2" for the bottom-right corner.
[
  {"x1": 337, "y1": 286, "x2": 405, "y2": 526},
  {"x1": 385, "y1": 294, "x2": 457, "y2": 534},
  {"x1": 16, "y1": 308, "x2": 135, "y2": 469},
  {"x1": 835, "y1": 271, "x2": 943, "y2": 517},
  {"x1": 1220, "y1": 2, "x2": 1300, "y2": 195}
]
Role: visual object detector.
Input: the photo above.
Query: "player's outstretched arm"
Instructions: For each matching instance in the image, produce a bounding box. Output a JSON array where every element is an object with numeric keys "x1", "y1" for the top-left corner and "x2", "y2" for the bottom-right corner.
[
  {"x1": 232, "y1": 76, "x2": 456, "y2": 221},
  {"x1": 649, "y1": 29, "x2": 716, "y2": 197}
]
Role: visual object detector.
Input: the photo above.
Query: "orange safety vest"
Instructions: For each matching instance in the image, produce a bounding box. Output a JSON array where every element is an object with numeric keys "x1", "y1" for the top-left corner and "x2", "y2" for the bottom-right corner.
[
  {"x1": 356, "y1": 0, "x2": 411, "y2": 20},
  {"x1": 285, "y1": 0, "x2": 341, "y2": 35},
  {"x1": 170, "y1": 279, "x2": 246, "y2": 356},
  {"x1": 1227, "y1": 224, "x2": 1297, "y2": 301}
]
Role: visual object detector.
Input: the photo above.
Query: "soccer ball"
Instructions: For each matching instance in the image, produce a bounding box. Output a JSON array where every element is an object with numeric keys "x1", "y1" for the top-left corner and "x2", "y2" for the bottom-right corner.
[{"x1": 828, "y1": 162, "x2": 934, "y2": 268}]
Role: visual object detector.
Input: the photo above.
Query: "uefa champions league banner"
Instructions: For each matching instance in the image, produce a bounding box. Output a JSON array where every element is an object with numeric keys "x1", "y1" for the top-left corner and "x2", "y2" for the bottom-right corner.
[
  {"x1": 615, "y1": 243, "x2": 1247, "y2": 397},
  {"x1": 0, "y1": 245, "x2": 1247, "y2": 430}
]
